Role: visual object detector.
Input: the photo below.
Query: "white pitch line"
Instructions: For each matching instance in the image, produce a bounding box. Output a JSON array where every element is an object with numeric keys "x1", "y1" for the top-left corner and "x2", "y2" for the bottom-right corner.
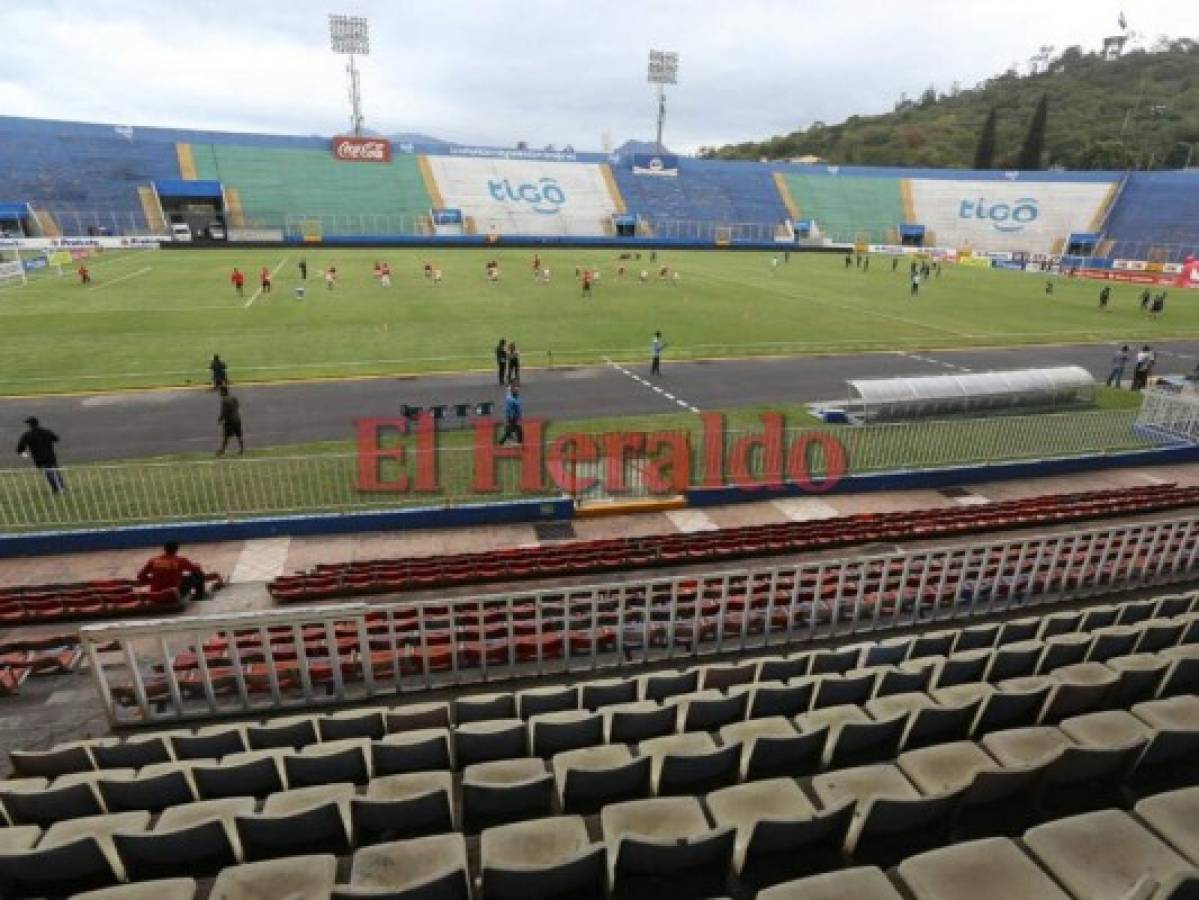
[
  {"x1": 87, "y1": 266, "x2": 152, "y2": 291},
  {"x1": 244, "y1": 256, "x2": 288, "y2": 308},
  {"x1": 604, "y1": 357, "x2": 701, "y2": 413}
]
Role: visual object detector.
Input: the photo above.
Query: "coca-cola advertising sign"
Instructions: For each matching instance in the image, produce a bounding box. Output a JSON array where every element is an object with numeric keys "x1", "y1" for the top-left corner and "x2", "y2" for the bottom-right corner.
[{"x1": 332, "y1": 136, "x2": 392, "y2": 163}]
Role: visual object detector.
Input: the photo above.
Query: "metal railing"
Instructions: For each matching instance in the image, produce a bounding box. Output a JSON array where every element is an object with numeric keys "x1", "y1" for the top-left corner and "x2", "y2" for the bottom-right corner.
[
  {"x1": 81, "y1": 515, "x2": 1199, "y2": 726},
  {"x1": 0, "y1": 410, "x2": 1164, "y2": 532}
]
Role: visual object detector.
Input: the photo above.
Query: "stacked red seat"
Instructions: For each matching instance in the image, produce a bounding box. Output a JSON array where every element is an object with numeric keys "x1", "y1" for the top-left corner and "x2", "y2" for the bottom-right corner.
[{"x1": 268, "y1": 484, "x2": 1199, "y2": 602}]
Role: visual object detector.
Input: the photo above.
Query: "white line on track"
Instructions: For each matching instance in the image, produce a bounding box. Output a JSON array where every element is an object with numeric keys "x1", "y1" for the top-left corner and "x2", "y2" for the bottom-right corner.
[
  {"x1": 87, "y1": 266, "x2": 152, "y2": 291},
  {"x1": 604, "y1": 357, "x2": 700, "y2": 413},
  {"x1": 899, "y1": 351, "x2": 972, "y2": 373},
  {"x1": 244, "y1": 256, "x2": 289, "y2": 308}
]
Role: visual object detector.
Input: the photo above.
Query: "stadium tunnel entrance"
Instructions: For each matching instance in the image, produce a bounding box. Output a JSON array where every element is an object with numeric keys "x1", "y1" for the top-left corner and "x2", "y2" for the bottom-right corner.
[{"x1": 154, "y1": 179, "x2": 227, "y2": 242}]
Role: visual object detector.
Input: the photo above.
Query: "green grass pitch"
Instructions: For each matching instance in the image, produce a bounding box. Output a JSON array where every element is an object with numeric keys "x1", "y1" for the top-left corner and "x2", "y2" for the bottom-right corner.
[{"x1": 0, "y1": 247, "x2": 1188, "y2": 395}]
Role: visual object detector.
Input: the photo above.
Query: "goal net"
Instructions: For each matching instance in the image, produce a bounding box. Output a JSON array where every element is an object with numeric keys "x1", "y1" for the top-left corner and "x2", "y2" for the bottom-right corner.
[{"x1": 0, "y1": 248, "x2": 26, "y2": 289}]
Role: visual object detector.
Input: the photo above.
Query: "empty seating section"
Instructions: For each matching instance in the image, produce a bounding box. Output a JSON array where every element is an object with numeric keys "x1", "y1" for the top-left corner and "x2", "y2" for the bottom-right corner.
[
  {"x1": 906, "y1": 176, "x2": 1119, "y2": 256},
  {"x1": 611, "y1": 158, "x2": 788, "y2": 240},
  {"x1": 94, "y1": 512, "x2": 1199, "y2": 724},
  {"x1": 0, "y1": 118, "x2": 178, "y2": 230},
  {"x1": 1104, "y1": 172, "x2": 1199, "y2": 262},
  {"x1": 0, "y1": 574, "x2": 223, "y2": 628},
  {"x1": 190, "y1": 144, "x2": 433, "y2": 233},
  {"x1": 270, "y1": 484, "x2": 1199, "y2": 600},
  {"x1": 3, "y1": 590, "x2": 1198, "y2": 897},
  {"x1": 780, "y1": 173, "x2": 905, "y2": 244},
  {"x1": 422, "y1": 156, "x2": 621, "y2": 237}
]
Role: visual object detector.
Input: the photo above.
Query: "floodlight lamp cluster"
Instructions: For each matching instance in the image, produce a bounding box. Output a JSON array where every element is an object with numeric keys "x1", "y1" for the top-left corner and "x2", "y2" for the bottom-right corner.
[
  {"x1": 329, "y1": 14, "x2": 370, "y2": 55},
  {"x1": 647, "y1": 49, "x2": 679, "y2": 85}
]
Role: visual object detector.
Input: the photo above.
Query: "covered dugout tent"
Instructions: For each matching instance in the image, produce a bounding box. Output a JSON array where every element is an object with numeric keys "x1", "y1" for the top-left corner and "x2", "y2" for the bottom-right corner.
[{"x1": 847, "y1": 367, "x2": 1095, "y2": 423}]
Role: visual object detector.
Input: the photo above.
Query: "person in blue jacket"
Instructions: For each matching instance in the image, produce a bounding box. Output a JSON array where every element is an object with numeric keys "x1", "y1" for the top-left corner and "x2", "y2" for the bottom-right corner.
[{"x1": 499, "y1": 385, "x2": 523, "y2": 445}]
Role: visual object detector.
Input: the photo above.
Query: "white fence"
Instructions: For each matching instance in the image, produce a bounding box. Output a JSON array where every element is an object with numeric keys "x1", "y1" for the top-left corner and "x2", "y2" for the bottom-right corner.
[
  {"x1": 0, "y1": 410, "x2": 1164, "y2": 532},
  {"x1": 82, "y1": 515, "x2": 1199, "y2": 726}
]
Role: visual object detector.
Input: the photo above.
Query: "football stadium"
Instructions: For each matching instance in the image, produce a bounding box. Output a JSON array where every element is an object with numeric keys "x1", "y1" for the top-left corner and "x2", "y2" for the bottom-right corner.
[{"x1": 2, "y1": 5, "x2": 1199, "y2": 898}]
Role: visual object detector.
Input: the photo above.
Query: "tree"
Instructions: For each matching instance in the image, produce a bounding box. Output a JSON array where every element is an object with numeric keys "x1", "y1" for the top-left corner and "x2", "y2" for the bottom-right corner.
[
  {"x1": 1017, "y1": 93, "x2": 1049, "y2": 169},
  {"x1": 1072, "y1": 139, "x2": 1136, "y2": 170},
  {"x1": 973, "y1": 108, "x2": 998, "y2": 168}
]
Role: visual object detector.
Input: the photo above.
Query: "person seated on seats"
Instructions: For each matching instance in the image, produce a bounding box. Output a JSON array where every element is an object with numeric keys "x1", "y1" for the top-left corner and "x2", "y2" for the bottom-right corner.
[{"x1": 138, "y1": 541, "x2": 209, "y2": 602}]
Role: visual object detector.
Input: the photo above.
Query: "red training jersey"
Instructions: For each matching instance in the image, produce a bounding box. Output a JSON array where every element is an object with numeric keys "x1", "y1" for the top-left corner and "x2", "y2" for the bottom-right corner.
[
  {"x1": 231, "y1": 271, "x2": 245, "y2": 286},
  {"x1": 138, "y1": 553, "x2": 200, "y2": 592}
]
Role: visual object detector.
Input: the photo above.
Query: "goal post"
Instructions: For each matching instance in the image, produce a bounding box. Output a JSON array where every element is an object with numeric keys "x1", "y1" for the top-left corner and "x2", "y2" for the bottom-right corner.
[{"x1": 0, "y1": 247, "x2": 27, "y2": 289}]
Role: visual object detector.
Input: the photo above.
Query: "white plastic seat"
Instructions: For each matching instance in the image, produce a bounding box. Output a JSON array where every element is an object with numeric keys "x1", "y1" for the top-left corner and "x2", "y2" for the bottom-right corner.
[
  {"x1": 480, "y1": 815, "x2": 605, "y2": 900},
  {"x1": 209, "y1": 853, "x2": 337, "y2": 900},
  {"x1": 697, "y1": 661, "x2": 757, "y2": 691},
  {"x1": 283, "y1": 739, "x2": 370, "y2": 788},
  {"x1": 351, "y1": 770, "x2": 455, "y2": 845},
  {"x1": 461, "y1": 757, "x2": 553, "y2": 831},
  {"x1": 528, "y1": 709, "x2": 603, "y2": 757},
  {"x1": 1025, "y1": 809, "x2": 1192, "y2": 900},
  {"x1": 99, "y1": 766, "x2": 197, "y2": 813},
  {"x1": 193, "y1": 753, "x2": 283, "y2": 800},
  {"x1": 898, "y1": 836, "x2": 1071, "y2": 900},
  {"x1": 601, "y1": 796, "x2": 735, "y2": 892},
  {"x1": 384, "y1": 700, "x2": 451, "y2": 733},
  {"x1": 318, "y1": 708, "x2": 386, "y2": 742},
  {"x1": 602, "y1": 700, "x2": 675, "y2": 744},
  {"x1": 720, "y1": 716, "x2": 824, "y2": 779},
  {"x1": 10, "y1": 743, "x2": 96, "y2": 779},
  {"x1": 737, "y1": 680, "x2": 813, "y2": 719},
  {"x1": 333, "y1": 834, "x2": 469, "y2": 900},
  {"x1": 637, "y1": 669, "x2": 699, "y2": 703},
  {"x1": 1135, "y1": 786, "x2": 1199, "y2": 866},
  {"x1": 1041, "y1": 662, "x2": 1118, "y2": 723},
  {"x1": 552, "y1": 743, "x2": 650, "y2": 813},
  {"x1": 371, "y1": 727, "x2": 453, "y2": 774},
  {"x1": 516, "y1": 685, "x2": 577, "y2": 720},
  {"x1": 577, "y1": 677, "x2": 637, "y2": 711},
  {"x1": 757, "y1": 865, "x2": 902, "y2": 899},
  {"x1": 866, "y1": 693, "x2": 978, "y2": 751},
  {"x1": 42, "y1": 810, "x2": 151, "y2": 881},
  {"x1": 453, "y1": 691, "x2": 516, "y2": 724},
  {"x1": 73, "y1": 877, "x2": 197, "y2": 900},
  {"x1": 454, "y1": 718, "x2": 527, "y2": 767},
  {"x1": 706, "y1": 777, "x2": 854, "y2": 873},
  {"x1": 116, "y1": 796, "x2": 252, "y2": 882},
  {"x1": 638, "y1": 731, "x2": 739, "y2": 796},
  {"x1": 244, "y1": 715, "x2": 318, "y2": 751},
  {"x1": 237, "y1": 783, "x2": 354, "y2": 860}
]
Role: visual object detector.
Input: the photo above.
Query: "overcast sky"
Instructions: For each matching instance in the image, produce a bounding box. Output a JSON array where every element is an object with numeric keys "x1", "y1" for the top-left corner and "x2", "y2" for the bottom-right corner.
[{"x1": 1, "y1": 1, "x2": 1196, "y2": 153}]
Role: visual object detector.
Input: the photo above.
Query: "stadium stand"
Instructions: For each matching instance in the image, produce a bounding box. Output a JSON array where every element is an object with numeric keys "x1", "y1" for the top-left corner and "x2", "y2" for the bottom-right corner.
[
  {"x1": 1102, "y1": 171, "x2": 1199, "y2": 263},
  {"x1": 612, "y1": 157, "x2": 789, "y2": 241},
  {"x1": 0, "y1": 118, "x2": 179, "y2": 233},
  {"x1": 775, "y1": 167, "x2": 1120, "y2": 254},
  {"x1": 1, "y1": 590, "x2": 1196, "y2": 897},
  {"x1": 777, "y1": 172, "x2": 905, "y2": 245},
  {"x1": 422, "y1": 156, "x2": 623, "y2": 237},
  {"x1": 2, "y1": 114, "x2": 1167, "y2": 258},
  {"x1": 188, "y1": 144, "x2": 434, "y2": 234},
  {"x1": 267, "y1": 483, "x2": 1199, "y2": 600}
]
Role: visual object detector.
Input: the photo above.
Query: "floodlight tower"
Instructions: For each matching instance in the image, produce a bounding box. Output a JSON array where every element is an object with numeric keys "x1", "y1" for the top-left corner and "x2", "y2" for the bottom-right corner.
[
  {"x1": 647, "y1": 49, "x2": 679, "y2": 153},
  {"x1": 329, "y1": 14, "x2": 370, "y2": 136}
]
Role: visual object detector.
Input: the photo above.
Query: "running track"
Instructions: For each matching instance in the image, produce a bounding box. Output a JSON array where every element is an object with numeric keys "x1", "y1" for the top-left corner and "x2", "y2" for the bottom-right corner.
[{"x1": 3, "y1": 342, "x2": 1198, "y2": 463}]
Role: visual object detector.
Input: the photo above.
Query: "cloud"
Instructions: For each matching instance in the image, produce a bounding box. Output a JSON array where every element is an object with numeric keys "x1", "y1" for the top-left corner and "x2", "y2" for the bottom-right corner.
[{"x1": 0, "y1": 0, "x2": 1196, "y2": 152}]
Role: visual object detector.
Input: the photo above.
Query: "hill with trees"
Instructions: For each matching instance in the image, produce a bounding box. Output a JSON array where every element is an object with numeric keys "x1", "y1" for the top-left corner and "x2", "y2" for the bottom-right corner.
[{"x1": 703, "y1": 39, "x2": 1199, "y2": 170}]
